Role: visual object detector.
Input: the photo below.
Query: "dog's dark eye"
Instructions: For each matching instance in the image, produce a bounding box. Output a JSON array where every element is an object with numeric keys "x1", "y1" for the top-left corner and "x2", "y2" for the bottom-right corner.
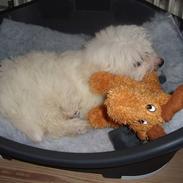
[
  {"x1": 136, "y1": 62, "x2": 141, "y2": 67},
  {"x1": 146, "y1": 104, "x2": 156, "y2": 112},
  {"x1": 133, "y1": 62, "x2": 141, "y2": 67}
]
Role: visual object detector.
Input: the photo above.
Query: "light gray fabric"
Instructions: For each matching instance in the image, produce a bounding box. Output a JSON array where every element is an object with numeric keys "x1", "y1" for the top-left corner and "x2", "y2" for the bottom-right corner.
[
  {"x1": 0, "y1": 13, "x2": 183, "y2": 152},
  {"x1": 0, "y1": 19, "x2": 89, "y2": 60},
  {"x1": 144, "y1": 14, "x2": 183, "y2": 93},
  {"x1": 0, "y1": 116, "x2": 113, "y2": 152},
  {"x1": 143, "y1": 14, "x2": 183, "y2": 133}
]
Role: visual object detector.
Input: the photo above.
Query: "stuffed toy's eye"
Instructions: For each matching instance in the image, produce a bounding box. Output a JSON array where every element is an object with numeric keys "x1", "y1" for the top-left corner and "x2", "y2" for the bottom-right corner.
[{"x1": 146, "y1": 104, "x2": 156, "y2": 112}]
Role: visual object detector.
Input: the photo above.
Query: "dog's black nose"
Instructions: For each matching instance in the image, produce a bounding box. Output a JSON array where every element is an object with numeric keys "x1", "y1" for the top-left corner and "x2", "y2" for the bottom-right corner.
[
  {"x1": 159, "y1": 74, "x2": 167, "y2": 84},
  {"x1": 158, "y1": 58, "x2": 164, "y2": 68}
]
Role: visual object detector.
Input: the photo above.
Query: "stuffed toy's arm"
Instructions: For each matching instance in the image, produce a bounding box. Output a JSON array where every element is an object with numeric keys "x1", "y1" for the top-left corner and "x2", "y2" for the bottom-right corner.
[
  {"x1": 161, "y1": 85, "x2": 183, "y2": 121},
  {"x1": 89, "y1": 72, "x2": 120, "y2": 94}
]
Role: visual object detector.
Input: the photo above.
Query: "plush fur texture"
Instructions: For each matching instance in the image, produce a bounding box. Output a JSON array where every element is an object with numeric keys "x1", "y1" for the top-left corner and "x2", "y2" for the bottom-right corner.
[
  {"x1": 88, "y1": 71, "x2": 183, "y2": 140},
  {"x1": 0, "y1": 25, "x2": 162, "y2": 142}
]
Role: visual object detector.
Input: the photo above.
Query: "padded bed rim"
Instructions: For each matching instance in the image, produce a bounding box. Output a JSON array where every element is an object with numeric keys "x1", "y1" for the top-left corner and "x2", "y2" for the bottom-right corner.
[{"x1": 0, "y1": 127, "x2": 183, "y2": 169}]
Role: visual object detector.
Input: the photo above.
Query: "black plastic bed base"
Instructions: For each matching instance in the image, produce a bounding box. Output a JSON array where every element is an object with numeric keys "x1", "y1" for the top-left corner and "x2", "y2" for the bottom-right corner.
[
  {"x1": 0, "y1": 0, "x2": 183, "y2": 179},
  {"x1": 1, "y1": 0, "x2": 182, "y2": 34},
  {"x1": 1, "y1": 150, "x2": 176, "y2": 178},
  {"x1": 0, "y1": 0, "x2": 158, "y2": 34},
  {"x1": 1, "y1": 128, "x2": 183, "y2": 178}
]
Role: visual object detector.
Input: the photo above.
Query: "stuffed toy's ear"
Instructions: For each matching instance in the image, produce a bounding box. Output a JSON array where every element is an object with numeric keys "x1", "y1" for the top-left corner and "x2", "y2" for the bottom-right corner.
[
  {"x1": 142, "y1": 71, "x2": 161, "y2": 90},
  {"x1": 147, "y1": 124, "x2": 166, "y2": 140}
]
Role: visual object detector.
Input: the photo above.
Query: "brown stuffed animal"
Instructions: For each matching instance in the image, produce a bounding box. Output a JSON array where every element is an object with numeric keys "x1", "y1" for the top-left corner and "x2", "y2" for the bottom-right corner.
[{"x1": 88, "y1": 71, "x2": 183, "y2": 140}]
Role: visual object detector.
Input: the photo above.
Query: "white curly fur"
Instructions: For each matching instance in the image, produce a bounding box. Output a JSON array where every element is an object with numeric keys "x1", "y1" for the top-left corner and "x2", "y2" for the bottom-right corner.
[{"x1": 0, "y1": 25, "x2": 163, "y2": 142}]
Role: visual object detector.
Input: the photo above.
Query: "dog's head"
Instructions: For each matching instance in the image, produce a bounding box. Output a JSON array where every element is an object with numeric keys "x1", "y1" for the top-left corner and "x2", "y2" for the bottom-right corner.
[{"x1": 85, "y1": 25, "x2": 164, "y2": 80}]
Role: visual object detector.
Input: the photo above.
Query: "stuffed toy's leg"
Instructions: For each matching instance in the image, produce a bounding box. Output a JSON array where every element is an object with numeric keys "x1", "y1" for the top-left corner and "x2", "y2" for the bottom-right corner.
[
  {"x1": 147, "y1": 124, "x2": 166, "y2": 140},
  {"x1": 88, "y1": 105, "x2": 119, "y2": 128},
  {"x1": 130, "y1": 124, "x2": 166, "y2": 141}
]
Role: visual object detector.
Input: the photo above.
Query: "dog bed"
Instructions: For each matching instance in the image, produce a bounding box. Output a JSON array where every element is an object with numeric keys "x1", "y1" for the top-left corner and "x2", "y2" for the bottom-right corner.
[
  {"x1": 0, "y1": 13, "x2": 183, "y2": 152},
  {"x1": 0, "y1": 0, "x2": 183, "y2": 178}
]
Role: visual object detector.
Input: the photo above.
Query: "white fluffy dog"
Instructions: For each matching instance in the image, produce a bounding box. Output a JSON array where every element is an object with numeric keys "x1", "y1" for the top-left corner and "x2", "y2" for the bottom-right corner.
[{"x1": 0, "y1": 25, "x2": 164, "y2": 142}]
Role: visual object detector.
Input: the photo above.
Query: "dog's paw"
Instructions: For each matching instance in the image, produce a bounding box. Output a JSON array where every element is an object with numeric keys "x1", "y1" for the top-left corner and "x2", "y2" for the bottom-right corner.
[
  {"x1": 25, "y1": 126, "x2": 44, "y2": 143},
  {"x1": 71, "y1": 119, "x2": 91, "y2": 135}
]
